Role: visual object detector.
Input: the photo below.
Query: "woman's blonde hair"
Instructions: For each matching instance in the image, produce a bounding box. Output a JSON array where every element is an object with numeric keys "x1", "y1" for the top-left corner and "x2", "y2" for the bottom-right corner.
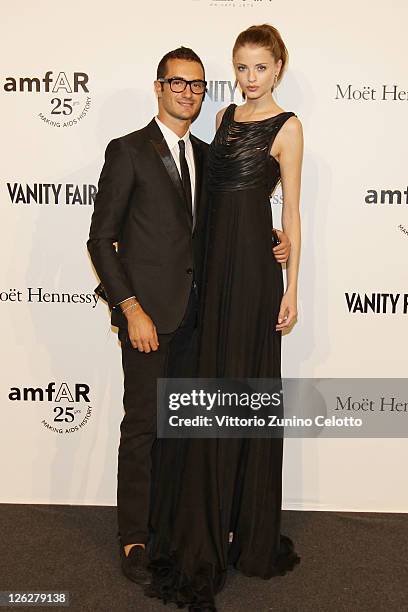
[{"x1": 233, "y1": 24, "x2": 288, "y2": 84}]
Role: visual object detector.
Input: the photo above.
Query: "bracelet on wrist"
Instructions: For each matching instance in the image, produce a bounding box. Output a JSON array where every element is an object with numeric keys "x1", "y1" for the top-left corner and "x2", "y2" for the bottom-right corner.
[{"x1": 122, "y1": 302, "x2": 139, "y2": 315}]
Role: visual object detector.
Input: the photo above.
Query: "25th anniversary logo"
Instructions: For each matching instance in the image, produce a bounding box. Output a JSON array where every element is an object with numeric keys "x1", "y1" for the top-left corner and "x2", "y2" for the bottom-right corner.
[
  {"x1": 3, "y1": 70, "x2": 91, "y2": 128},
  {"x1": 8, "y1": 382, "x2": 93, "y2": 434}
]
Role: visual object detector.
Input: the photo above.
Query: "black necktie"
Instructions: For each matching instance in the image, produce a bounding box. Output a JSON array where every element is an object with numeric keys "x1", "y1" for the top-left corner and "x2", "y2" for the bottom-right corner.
[{"x1": 178, "y1": 139, "x2": 192, "y2": 217}]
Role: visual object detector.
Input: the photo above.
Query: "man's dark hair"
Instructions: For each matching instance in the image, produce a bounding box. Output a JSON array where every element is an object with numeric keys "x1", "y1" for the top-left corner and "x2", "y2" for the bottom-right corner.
[{"x1": 156, "y1": 46, "x2": 205, "y2": 79}]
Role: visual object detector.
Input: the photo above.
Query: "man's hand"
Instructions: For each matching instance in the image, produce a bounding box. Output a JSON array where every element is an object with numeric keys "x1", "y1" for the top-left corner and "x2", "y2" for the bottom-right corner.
[
  {"x1": 121, "y1": 299, "x2": 159, "y2": 352},
  {"x1": 272, "y1": 229, "x2": 291, "y2": 263}
]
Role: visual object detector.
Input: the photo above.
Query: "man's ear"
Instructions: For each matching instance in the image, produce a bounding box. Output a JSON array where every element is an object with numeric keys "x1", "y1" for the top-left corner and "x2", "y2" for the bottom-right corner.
[{"x1": 154, "y1": 80, "x2": 162, "y2": 98}]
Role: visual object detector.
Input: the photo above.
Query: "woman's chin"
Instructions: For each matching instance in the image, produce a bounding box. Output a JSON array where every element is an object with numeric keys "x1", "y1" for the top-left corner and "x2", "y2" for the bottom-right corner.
[{"x1": 243, "y1": 89, "x2": 266, "y2": 100}]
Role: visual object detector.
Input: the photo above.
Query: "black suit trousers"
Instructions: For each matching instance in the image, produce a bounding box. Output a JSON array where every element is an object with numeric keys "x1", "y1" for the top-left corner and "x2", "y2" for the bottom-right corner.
[{"x1": 117, "y1": 286, "x2": 198, "y2": 546}]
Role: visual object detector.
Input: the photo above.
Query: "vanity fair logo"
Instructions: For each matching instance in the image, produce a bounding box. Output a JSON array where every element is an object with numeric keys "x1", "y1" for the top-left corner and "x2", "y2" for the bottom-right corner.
[
  {"x1": 206, "y1": 80, "x2": 244, "y2": 103},
  {"x1": 335, "y1": 84, "x2": 408, "y2": 102},
  {"x1": 8, "y1": 382, "x2": 93, "y2": 434},
  {"x1": 345, "y1": 292, "x2": 408, "y2": 314},
  {"x1": 2, "y1": 70, "x2": 91, "y2": 128},
  {"x1": 6, "y1": 182, "x2": 97, "y2": 206},
  {"x1": 0, "y1": 288, "x2": 99, "y2": 309}
]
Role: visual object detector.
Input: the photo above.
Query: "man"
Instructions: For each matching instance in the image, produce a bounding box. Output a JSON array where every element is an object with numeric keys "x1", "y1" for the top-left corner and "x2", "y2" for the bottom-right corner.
[{"x1": 87, "y1": 47, "x2": 290, "y2": 585}]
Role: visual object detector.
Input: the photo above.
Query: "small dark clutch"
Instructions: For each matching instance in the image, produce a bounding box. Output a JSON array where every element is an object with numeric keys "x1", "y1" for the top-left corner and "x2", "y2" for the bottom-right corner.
[{"x1": 271, "y1": 229, "x2": 281, "y2": 247}]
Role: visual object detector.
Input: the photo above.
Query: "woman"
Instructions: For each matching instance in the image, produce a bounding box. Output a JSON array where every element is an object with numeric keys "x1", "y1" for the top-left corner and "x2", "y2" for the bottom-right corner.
[{"x1": 147, "y1": 24, "x2": 303, "y2": 611}]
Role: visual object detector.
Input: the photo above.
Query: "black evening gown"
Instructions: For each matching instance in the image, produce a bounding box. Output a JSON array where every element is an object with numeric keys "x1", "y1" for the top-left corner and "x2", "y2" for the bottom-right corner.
[{"x1": 146, "y1": 104, "x2": 300, "y2": 611}]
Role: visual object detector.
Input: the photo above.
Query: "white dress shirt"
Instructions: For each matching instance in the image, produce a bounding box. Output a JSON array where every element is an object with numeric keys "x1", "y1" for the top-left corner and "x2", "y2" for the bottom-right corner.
[{"x1": 155, "y1": 116, "x2": 196, "y2": 215}]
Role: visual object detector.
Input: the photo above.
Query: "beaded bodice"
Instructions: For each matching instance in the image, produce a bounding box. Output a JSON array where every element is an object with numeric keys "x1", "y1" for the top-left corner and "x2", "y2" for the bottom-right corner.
[{"x1": 208, "y1": 103, "x2": 296, "y2": 193}]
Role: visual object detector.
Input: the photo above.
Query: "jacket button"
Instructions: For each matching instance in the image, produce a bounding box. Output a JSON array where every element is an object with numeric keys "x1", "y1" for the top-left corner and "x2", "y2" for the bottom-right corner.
[{"x1": 186, "y1": 268, "x2": 193, "y2": 275}]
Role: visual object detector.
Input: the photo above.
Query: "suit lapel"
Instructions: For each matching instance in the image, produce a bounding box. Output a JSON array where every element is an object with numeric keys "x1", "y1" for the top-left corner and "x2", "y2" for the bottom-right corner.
[
  {"x1": 147, "y1": 119, "x2": 205, "y2": 232},
  {"x1": 146, "y1": 119, "x2": 190, "y2": 218}
]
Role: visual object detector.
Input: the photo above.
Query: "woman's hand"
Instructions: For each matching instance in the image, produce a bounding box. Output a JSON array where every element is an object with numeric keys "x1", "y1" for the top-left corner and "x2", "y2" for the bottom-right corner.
[{"x1": 276, "y1": 289, "x2": 298, "y2": 331}]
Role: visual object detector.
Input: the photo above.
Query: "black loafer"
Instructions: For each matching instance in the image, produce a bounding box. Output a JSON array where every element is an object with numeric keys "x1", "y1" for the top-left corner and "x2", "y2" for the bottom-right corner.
[{"x1": 121, "y1": 545, "x2": 151, "y2": 585}]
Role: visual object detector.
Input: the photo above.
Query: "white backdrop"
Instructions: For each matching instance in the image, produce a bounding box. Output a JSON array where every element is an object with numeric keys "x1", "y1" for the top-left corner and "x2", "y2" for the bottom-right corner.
[{"x1": 1, "y1": 0, "x2": 407, "y2": 511}]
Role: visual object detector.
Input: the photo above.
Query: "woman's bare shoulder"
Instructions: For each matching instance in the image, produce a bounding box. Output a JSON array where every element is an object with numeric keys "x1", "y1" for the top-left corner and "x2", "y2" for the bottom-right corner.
[
  {"x1": 215, "y1": 105, "x2": 231, "y2": 130},
  {"x1": 282, "y1": 114, "x2": 303, "y2": 133}
]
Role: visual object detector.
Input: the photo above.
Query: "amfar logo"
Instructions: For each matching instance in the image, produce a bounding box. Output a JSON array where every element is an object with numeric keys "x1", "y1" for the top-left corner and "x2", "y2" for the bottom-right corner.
[
  {"x1": 8, "y1": 382, "x2": 93, "y2": 434},
  {"x1": 6, "y1": 183, "x2": 97, "y2": 206},
  {"x1": 335, "y1": 84, "x2": 408, "y2": 102},
  {"x1": 2, "y1": 70, "x2": 91, "y2": 128},
  {"x1": 345, "y1": 293, "x2": 408, "y2": 314},
  {"x1": 364, "y1": 187, "x2": 408, "y2": 205},
  {"x1": 399, "y1": 224, "x2": 408, "y2": 237},
  {"x1": 363, "y1": 188, "x2": 407, "y2": 238}
]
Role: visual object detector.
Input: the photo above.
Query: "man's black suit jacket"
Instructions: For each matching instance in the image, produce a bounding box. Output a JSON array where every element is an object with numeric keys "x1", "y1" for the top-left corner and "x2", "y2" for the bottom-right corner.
[{"x1": 87, "y1": 118, "x2": 209, "y2": 334}]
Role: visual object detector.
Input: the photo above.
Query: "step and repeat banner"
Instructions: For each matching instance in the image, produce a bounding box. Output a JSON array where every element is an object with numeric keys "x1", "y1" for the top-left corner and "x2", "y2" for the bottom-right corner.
[{"x1": 1, "y1": 0, "x2": 407, "y2": 511}]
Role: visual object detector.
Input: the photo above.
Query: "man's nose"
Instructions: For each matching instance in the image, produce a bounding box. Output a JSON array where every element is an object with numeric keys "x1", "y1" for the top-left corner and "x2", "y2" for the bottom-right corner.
[{"x1": 183, "y1": 85, "x2": 193, "y2": 98}]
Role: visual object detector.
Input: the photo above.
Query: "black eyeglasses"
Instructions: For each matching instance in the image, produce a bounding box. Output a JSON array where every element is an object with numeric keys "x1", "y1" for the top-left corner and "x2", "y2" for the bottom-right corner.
[{"x1": 158, "y1": 77, "x2": 207, "y2": 95}]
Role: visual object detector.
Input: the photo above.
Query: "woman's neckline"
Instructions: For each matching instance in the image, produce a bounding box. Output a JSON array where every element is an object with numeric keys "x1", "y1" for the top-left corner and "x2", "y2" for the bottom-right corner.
[{"x1": 232, "y1": 103, "x2": 287, "y2": 124}]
